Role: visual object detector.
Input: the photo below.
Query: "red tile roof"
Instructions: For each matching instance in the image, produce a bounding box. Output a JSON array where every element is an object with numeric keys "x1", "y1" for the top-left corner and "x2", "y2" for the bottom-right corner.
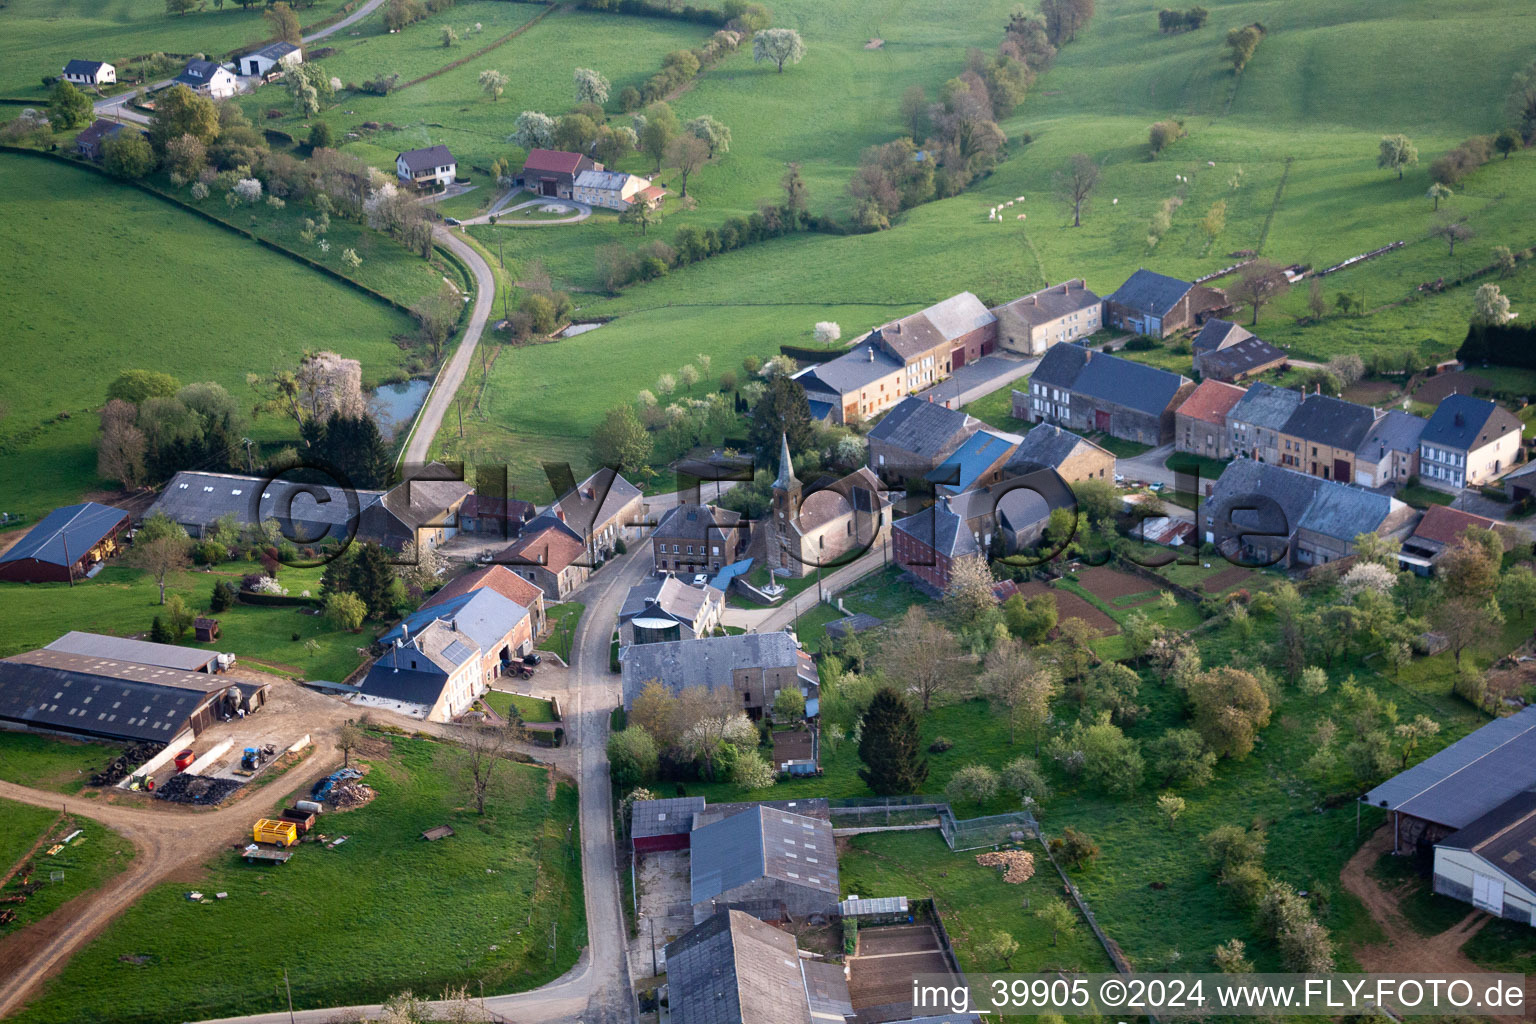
[
  {"x1": 1177, "y1": 378, "x2": 1247, "y2": 425},
  {"x1": 1412, "y1": 504, "x2": 1500, "y2": 547},
  {"x1": 522, "y1": 149, "x2": 587, "y2": 175},
  {"x1": 500, "y1": 524, "x2": 585, "y2": 573},
  {"x1": 423, "y1": 564, "x2": 543, "y2": 612}
]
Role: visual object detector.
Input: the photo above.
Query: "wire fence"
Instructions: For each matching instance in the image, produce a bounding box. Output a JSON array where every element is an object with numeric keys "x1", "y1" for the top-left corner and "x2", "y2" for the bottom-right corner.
[
  {"x1": 939, "y1": 807, "x2": 1039, "y2": 852},
  {"x1": 827, "y1": 797, "x2": 1038, "y2": 852}
]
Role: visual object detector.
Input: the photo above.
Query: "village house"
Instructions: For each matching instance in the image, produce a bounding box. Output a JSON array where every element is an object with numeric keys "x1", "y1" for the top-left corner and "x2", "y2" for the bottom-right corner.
[
  {"x1": 1276, "y1": 392, "x2": 1379, "y2": 482},
  {"x1": 865, "y1": 395, "x2": 981, "y2": 483},
  {"x1": 1004, "y1": 423, "x2": 1115, "y2": 483},
  {"x1": 688, "y1": 805, "x2": 840, "y2": 923},
  {"x1": 618, "y1": 630, "x2": 818, "y2": 718},
  {"x1": 797, "y1": 342, "x2": 907, "y2": 424},
  {"x1": 74, "y1": 119, "x2": 128, "y2": 160},
  {"x1": 990, "y1": 279, "x2": 1102, "y2": 356},
  {"x1": 1397, "y1": 504, "x2": 1503, "y2": 575},
  {"x1": 174, "y1": 59, "x2": 237, "y2": 100},
  {"x1": 359, "y1": 469, "x2": 473, "y2": 552},
  {"x1": 62, "y1": 60, "x2": 115, "y2": 87},
  {"x1": 926, "y1": 429, "x2": 1020, "y2": 495},
  {"x1": 240, "y1": 41, "x2": 302, "y2": 78},
  {"x1": 496, "y1": 514, "x2": 588, "y2": 600},
  {"x1": 1418, "y1": 394, "x2": 1523, "y2": 491},
  {"x1": 617, "y1": 573, "x2": 725, "y2": 646},
  {"x1": 517, "y1": 149, "x2": 598, "y2": 198},
  {"x1": 892, "y1": 475, "x2": 1066, "y2": 590},
  {"x1": 375, "y1": 584, "x2": 536, "y2": 699},
  {"x1": 1174, "y1": 379, "x2": 1246, "y2": 459},
  {"x1": 0, "y1": 502, "x2": 130, "y2": 584},
  {"x1": 666, "y1": 909, "x2": 852, "y2": 1023},
  {"x1": 628, "y1": 796, "x2": 829, "y2": 855},
  {"x1": 454, "y1": 494, "x2": 537, "y2": 539},
  {"x1": 1203, "y1": 460, "x2": 1414, "y2": 568},
  {"x1": 1226, "y1": 381, "x2": 1303, "y2": 464},
  {"x1": 1503, "y1": 459, "x2": 1536, "y2": 502},
  {"x1": 357, "y1": 619, "x2": 485, "y2": 722},
  {"x1": 763, "y1": 436, "x2": 890, "y2": 578},
  {"x1": 1353, "y1": 409, "x2": 1425, "y2": 488},
  {"x1": 650, "y1": 503, "x2": 748, "y2": 573},
  {"x1": 1190, "y1": 319, "x2": 1287, "y2": 382},
  {"x1": 423, "y1": 563, "x2": 547, "y2": 640},
  {"x1": 1017, "y1": 343, "x2": 1194, "y2": 445},
  {"x1": 572, "y1": 169, "x2": 651, "y2": 210},
  {"x1": 1103, "y1": 268, "x2": 1227, "y2": 339},
  {"x1": 395, "y1": 145, "x2": 456, "y2": 191},
  {"x1": 551, "y1": 467, "x2": 644, "y2": 565}
]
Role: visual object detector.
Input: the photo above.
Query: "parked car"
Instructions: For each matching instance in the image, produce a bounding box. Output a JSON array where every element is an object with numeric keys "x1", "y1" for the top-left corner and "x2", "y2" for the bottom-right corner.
[
  {"x1": 444, "y1": 217, "x2": 461, "y2": 226},
  {"x1": 522, "y1": 652, "x2": 542, "y2": 666},
  {"x1": 1149, "y1": 481, "x2": 1165, "y2": 493},
  {"x1": 692, "y1": 573, "x2": 709, "y2": 587}
]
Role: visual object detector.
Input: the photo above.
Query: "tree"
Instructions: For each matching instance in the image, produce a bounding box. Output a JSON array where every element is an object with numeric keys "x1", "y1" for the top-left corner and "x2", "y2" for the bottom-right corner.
[
  {"x1": 322, "y1": 542, "x2": 403, "y2": 619},
  {"x1": 478, "y1": 69, "x2": 508, "y2": 102},
  {"x1": 1430, "y1": 216, "x2": 1474, "y2": 256},
  {"x1": 1438, "y1": 531, "x2": 1502, "y2": 599},
  {"x1": 1003, "y1": 592, "x2": 1056, "y2": 644},
  {"x1": 1037, "y1": 899, "x2": 1077, "y2": 945},
  {"x1": 324, "y1": 590, "x2": 368, "y2": 631},
  {"x1": 945, "y1": 763, "x2": 1000, "y2": 805},
  {"x1": 1157, "y1": 792, "x2": 1186, "y2": 827},
  {"x1": 149, "y1": 616, "x2": 173, "y2": 644},
  {"x1": 1200, "y1": 199, "x2": 1226, "y2": 245},
  {"x1": 781, "y1": 161, "x2": 808, "y2": 216},
  {"x1": 511, "y1": 110, "x2": 557, "y2": 151},
  {"x1": 103, "y1": 133, "x2": 156, "y2": 179},
  {"x1": 748, "y1": 374, "x2": 814, "y2": 460},
  {"x1": 456, "y1": 722, "x2": 519, "y2": 815},
  {"x1": 1048, "y1": 713, "x2": 1143, "y2": 795},
  {"x1": 1234, "y1": 257, "x2": 1290, "y2": 326},
  {"x1": 383, "y1": 0, "x2": 424, "y2": 30},
  {"x1": 165, "y1": 593, "x2": 194, "y2": 641},
  {"x1": 265, "y1": 1, "x2": 301, "y2": 43},
  {"x1": 607, "y1": 728, "x2": 658, "y2": 790},
  {"x1": 308, "y1": 120, "x2": 334, "y2": 150},
  {"x1": 1433, "y1": 597, "x2": 1501, "y2": 668},
  {"x1": 1377, "y1": 134, "x2": 1418, "y2": 180},
  {"x1": 943, "y1": 554, "x2": 997, "y2": 628},
  {"x1": 981, "y1": 637, "x2": 1058, "y2": 748},
  {"x1": 732, "y1": 749, "x2": 777, "y2": 790},
  {"x1": 876, "y1": 607, "x2": 964, "y2": 712},
  {"x1": 856, "y1": 687, "x2": 928, "y2": 795},
  {"x1": 337, "y1": 720, "x2": 364, "y2": 769},
  {"x1": 1496, "y1": 127, "x2": 1521, "y2": 159},
  {"x1": 665, "y1": 133, "x2": 710, "y2": 198},
  {"x1": 127, "y1": 532, "x2": 190, "y2": 604},
  {"x1": 1149, "y1": 727, "x2": 1216, "y2": 788},
  {"x1": 1507, "y1": 60, "x2": 1536, "y2": 144},
  {"x1": 975, "y1": 930, "x2": 1020, "y2": 969},
  {"x1": 1049, "y1": 826, "x2": 1099, "y2": 868},
  {"x1": 723, "y1": 0, "x2": 771, "y2": 32},
  {"x1": 1500, "y1": 564, "x2": 1536, "y2": 617},
  {"x1": 1186, "y1": 667, "x2": 1272, "y2": 759},
  {"x1": 591, "y1": 404, "x2": 652, "y2": 472},
  {"x1": 629, "y1": 680, "x2": 682, "y2": 747},
  {"x1": 1001, "y1": 755, "x2": 1051, "y2": 806},
  {"x1": 753, "y1": 28, "x2": 806, "y2": 72},
  {"x1": 1041, "y1": 0, "x2": 1095, "y2": 45},
  {"x1": 48, "y1": 81, "x2": 94, "y2": 130},
  {"x1": 149, "y1": 84, "x2": 219, "y2": 153},
  {"x1": 771, "y1": 686, "x2": 806, "y2": 722},
  {"x1": 1425, "y1": 182, "x2": 1453, "y2": 212},
  {"x1": 97, "y1": 399, "x2": 147, "y2": 489},
  {"x1": 686, "y1": 115, "x2": 731, "y2": 158},
  {"x1": 572, "y1": 66, "x2": 610, "y2": 106},
  {"x1": 1050, "y1": 617, "x2": 1098, "y2": 689},
  {"x1": 619, "y1": 201, "x2": 661, "y2": 237},
  {"x1": 900, "y1": 84, "x2": 930, "y2": 141},
  {"x1": 1473, "y1": 283, "x2": 1513, "y2": 326},
  {"x1": 164, "y1": 132, "x2": 207, "y2": 180},
  {"x1": 1213, "y1": 938, "x2": 1254, "y2": 973},
  {"x1": 1148, "y1": 119, "x2": 1183, "y2": 157},
  {"x1": 1225, "y1": 25, "x2": 1263, "y2": 73},
  {"x1": 1055, "y1": 153, "x2": 1100, "y2": 228},
  {"x1": 813, "y1": 321, "x2": 841, "y2": 345},
  {"x1": 1394, "y1": 714, "x2": 1441, "y2": 769}
]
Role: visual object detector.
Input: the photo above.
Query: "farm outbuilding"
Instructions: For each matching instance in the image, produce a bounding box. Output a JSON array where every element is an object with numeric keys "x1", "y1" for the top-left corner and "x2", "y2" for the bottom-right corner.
[
  {"x1": 630, "y1": 796, "x2": 706, "y2": 853},
  {"x1": 689, "y1": 804, "x2": 839, "y2": 923},
  {"x1": 1432, "y1": 790, "x2": 1536, "y2": 925},
  {"x1": 46, "y1": 631, "x2": 223, "y2": 673},
  {"x1": 0, "y1": 502, "x2": 130, "y2": 584}
]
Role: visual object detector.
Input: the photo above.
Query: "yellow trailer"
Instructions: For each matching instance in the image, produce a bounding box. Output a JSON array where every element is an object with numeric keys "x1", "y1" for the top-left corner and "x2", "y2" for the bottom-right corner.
[{"x1": 252, "y1": 818, "x2": 299, "y2": 847}]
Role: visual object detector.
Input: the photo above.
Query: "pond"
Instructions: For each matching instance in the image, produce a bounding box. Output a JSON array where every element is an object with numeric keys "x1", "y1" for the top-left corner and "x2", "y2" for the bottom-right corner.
[{"x1": 369, "y1": 378, "x2": 431, "y2": 437}]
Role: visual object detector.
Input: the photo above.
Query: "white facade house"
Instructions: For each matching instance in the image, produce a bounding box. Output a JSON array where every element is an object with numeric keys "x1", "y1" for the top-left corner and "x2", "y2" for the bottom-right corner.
[
  {"x1": 396, "y1": 145, "x2": 456, "y2": 190},
  {"x1": 1417, "y1": 394, "x2": 1523, "y2": 492},
  {"x1": 174, "y1": 59, "x2": 237, "y2": 100},
  {"x1": 62, "y1": 60, "x2": 115, "y2": 87},
  {"x1": 241, "y1": 41, "x2": 302, "y2": 78},
  {"x1": 572, "y1": 169, "x2": 649, "y2": 211}
]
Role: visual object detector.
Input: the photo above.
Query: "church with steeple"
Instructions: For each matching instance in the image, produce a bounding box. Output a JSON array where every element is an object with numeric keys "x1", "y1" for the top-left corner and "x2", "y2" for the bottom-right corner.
[{"x1": 763, "y1": 432, "x2": 891, "y2": 578}]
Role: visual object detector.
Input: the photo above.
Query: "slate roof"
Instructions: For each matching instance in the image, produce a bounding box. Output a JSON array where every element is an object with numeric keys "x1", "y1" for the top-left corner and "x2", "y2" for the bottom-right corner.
[
  {"x1": 397, "y1": 145, "x2": 455, "y2": 173},
  {"x1": 45, "y1": 632, "x2": 216, "y2": 673},
  {"x1": 1033, "y1": 344, "x2": 1191, "y2": 417},
  {"x1": 574, "y1": 169, "x2": 635, "y2": 191},
  {"x1": 1360, "y1": 409, "x2": 1427, "y2": 459},
  {"x1": 522, "y1": 148, "x2": 589, "y2": 175},
  {"x1": 63, "y1": 59, "x2": 110, "y2": 76},
  {"x1": 653, "y1": 503, "x2": 742, "y2": 543},
  {"x1": 926, "y1": 430, "x2": 1019, "y2": 492},
  {"x1": 892, "y1": 498, "x2": 980, "y2": 560},
  {"x1": 1204, "y1": 459, "x2": 1323, "y2": 536},
  {"x1": 176, "y1": 59, "x2": 226, "y2": 83},
  {"x1": 1295, "y1": 481, "x2": 1402, "y2": 543},
  {"x1": 377, "y1": 471, "x2": 472, "y2": 531},
  {"x1": 1006, "y1": 423, "x2": 1109, "y2": 473},
  {"x1": 74, "y1": 120, "x2": 124, "y2": 148},
  {"x1": 0, "y1": 502, "x2": 127, "y2": 569},
  {"x1": 458, "y1": 494, "x2": 536, "y2": 525},
  {"x1": 1421, "y1": 394, "x2": 1522, "y2": 452},
  {"x1": 799, "y1": 344, "x2": 904, "y2": 396},
  {"x1": 866, "y1": 397, "x2": 979, "y2": 461},
  {"x1": 920, "y1": 292, "x2": 996, "y2": 342},
  {"x1": 1411, "y1": 504, "x2": 1498, "y2": 547},
  {"x1": 1280, "y1": 394, "x2": 1379, "y2": 450},
  {"x1": 380, "y1": 587, "x2": 527, "y2": 653},
  {"x1": 356, "y1": 663, "x2": 449, "y2": 707},
  {"x1": 424, "y1": 564, "x2": 544, "y2": 614},
  {"x1": 1437, "y1": 791, "x2": 1536, "y2": 893},
  {"x1": 0, "y1": 652, "x2": 227, "y2": 743},
  {"x1": 619, "y1": 632, "x2": 806, "y2": 695},
  {"x1": 631, "y1": 796, "x2": 706, "y2": 839},
  {"x1": 690, "y1": 804, "x2": 838, "y2": 905},
  {"x1": 1190, "y1": 319, "x2": 1252, "y2": 354},
  {"x1": 1227, "y1": 381, "x2": 1303, "y2": 431},
  {"x1": 1176, "y1": 379, "x2": 1246, "y2": 426},
  {"x1": 666, "y1": 909, "x2": 814, "y2": 1024},
  {"x1": 619, "y1": 574, "x2": 722, "y2": 626},
  {"x1": 554, "y1": 467, "x2": 641, "y2": 538},
  {"x1": 147, "y1": 471, "x2": 383, "y2": 535},
  {"x1": 993, "y1": 280, "x2": 1101, "y2": 327},
  {"x1": 250, "y1": 41, "x2": 300, "y2": 60},
  {"x1": 1199, "y1": 336, "x2": 1288, "y2": 381},
  {"x1": 1105, "y1": 268, "x2": 1195, "y2": 317},
  {"x1": 1362, "y1": 706, "x2": 1536, "y2": 830}
]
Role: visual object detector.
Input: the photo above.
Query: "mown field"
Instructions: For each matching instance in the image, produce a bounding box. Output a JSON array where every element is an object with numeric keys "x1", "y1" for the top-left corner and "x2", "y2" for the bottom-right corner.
[
  {"x1": 0, "y1": 0, "x2": 346, "y2": 97},
  {"x1": 0, "y1": 154, "x2": 415, "y2": 526},
  {"x1": 9, "y1": 734, "x2": 584, "y2": 1024},
  {"x1": 0, "y1": 733, "x2": 119, "y2": 794}
]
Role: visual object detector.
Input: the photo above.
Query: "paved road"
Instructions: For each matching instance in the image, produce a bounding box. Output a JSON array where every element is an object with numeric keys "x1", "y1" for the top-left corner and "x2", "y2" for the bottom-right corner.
[
  {"x1": 1114, "y1": 443, "x2": 1177, "y2": 489},
  {"x1": 462, "y1": 198, "x2": 592, "y2": 227},
  {"x1": 90, "y1": 0, "x2": 388, "y2": 126},
  {"x1": 721, "y1": 541, "x2": 889, "y2": 633},
  {"x1": 400, "y1": 226, "x2": 496, "y2": 467}
]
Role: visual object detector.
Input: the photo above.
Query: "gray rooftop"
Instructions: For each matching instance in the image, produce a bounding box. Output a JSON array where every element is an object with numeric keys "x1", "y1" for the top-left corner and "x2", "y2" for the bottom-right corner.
[
  {"x1": 1204, "y1": 459, "x2": 1323, "y2": 535},
  {"x1": 1361, "y1": 409, "x2": 1428, "y2": 459},
  {"x1": 1362, "y1": 706, "x2": 1536, "y2": 830},
  {"x1": 690, "y1": 804, "x2": 839, "y2": 905},
  {"x1": 665, "y1": 909, "x2": 814, "y2": 1024},
  {"x1": 866, "y1": 397, "x2": 978, "y2": 461},
  {"x1": 397, "y1": 145, "x2": 455, "y2": 173},
  {"x1": 1421, "y1": 394, "x2": 1521, "y2": 452},
  {"x1": 0, "y1": 652, "x2": 229, "y2": 743},
  {"x1": 147, "y1": 471, "x2": 383, "y2": 536},
  {"x1": 892, "y1": 498, "x2": 979, "y2": 561},
  {"x1": 1227, "y1": 381, "x2": 1304, "y2": 431},
  {"x1": 1436, "y1": 791, "x2": 1536, "y2": 894},
  {"x1": 0, "y1": 502, "x2": 127, "y2": 569},
  {"x1": 1295, "y1": 479, "x2": 1402, "y2": 542},
  {"x1": 619, "y1": 631, "x2": 806, "y2": 701},
  {"x1": 250, "y1": 41, "x2": 300, "y2": 59},
  {"x1": 574, "y1": 168, "x2": 635, "y2": 191},
  {"x1": 1007, "y1": 422, "x2": 1108, "y2": 473},
  {"x1": 618, "y1": 574, "x2": 721, "y2": 626},
  {"x1": 1105, "y1": 268, "x2": 1195, "y2": 317},
  {"x1": 1199, "y1": 336, "x2": 1287, "y2": 381},
  {"x1": 920, "y1": 291, "x2": 996, "y2": 342},
  {"x1": 46, "y1": 631, "x2": 217, "y2": 673},
  {"x1": 1190, "y1": 318, "x2": 1252, "y2": 354},
  {"x1": 1280, "y1": 394, "x2": 1379, "y2": 450},
  {"x1": 1032, "y1": 344, "x2": 1190, "y2": 418},
  {"x1": 555, "y1": 467, "x2": 641, "y2": 537},
  {"x1": 356, "y1": 663, "x2": 448, "y2": 707},
  {"x1": 630, "y1": 796, "x2": 707, "y2": 839},
  {"x1": 799, "y1": 344, "x2": 905, "y2": 396},
  {"x1": 993, "y1": 280, "x2": 1101, "y2": 328}
]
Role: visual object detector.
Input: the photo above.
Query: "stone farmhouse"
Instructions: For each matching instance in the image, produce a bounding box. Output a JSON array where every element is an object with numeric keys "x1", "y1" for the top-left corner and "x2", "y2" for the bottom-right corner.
[
  {"x1": 1016, "y1": 343, "x2": 1194, "y2": 445},
  {"x1": 1103, "y1": 268, "x2": 1227, "y2": 339},
  {"x1": 990, "y1": 279, "x2": 1102, "y2": 356}
]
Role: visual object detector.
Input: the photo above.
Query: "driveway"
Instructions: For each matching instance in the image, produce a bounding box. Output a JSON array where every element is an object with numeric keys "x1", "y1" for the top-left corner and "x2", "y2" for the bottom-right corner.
[
  {"x1": 463, "y1": 198, "x2": 592, "y2": 227},
  {"x1": 1115, "y1": 443, "x2": 1177, "y2": 489},
  {"x1": 918, "y1": 353, "x2": 1035, "y2": 411},
  {"x1": 721, "y1": 543, "x2": 889, "y2": 634}
]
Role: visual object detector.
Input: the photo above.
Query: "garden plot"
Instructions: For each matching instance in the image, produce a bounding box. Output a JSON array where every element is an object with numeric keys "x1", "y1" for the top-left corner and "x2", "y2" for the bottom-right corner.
[
  {"x1": 1074, "y1": 566, "x2": 1165, "y2": 608},
  {"x1": 1015, "y1": 581, "x2": 1118, "y2": 636}
]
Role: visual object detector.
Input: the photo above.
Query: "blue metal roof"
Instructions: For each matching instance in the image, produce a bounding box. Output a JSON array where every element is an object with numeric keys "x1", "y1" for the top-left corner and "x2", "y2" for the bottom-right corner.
[
  {"x1": 925, "y1": 431, "x2": 1016, "y2": 492},
  {"x1": 690, "y1": 807, "x2": 768, "y2": 904},
  {"x1": 708, "y1": 557, "x2": 753, "y2": 591},
  {"x1": 1362, "y1": 706, "x2": 1536, "y2": 830},
  {"x1": 0, "y1": 502, "x2": 127, "y2": 568}
]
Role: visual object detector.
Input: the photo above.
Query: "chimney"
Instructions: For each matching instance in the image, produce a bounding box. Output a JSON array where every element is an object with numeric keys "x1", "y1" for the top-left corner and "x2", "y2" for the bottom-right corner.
[
  {"x1": 1454, "y1": 412, "x2": 1465, "y2": 426},
  {"x1": 867, "y1": 347, "x2": 875, "y2": 362}
]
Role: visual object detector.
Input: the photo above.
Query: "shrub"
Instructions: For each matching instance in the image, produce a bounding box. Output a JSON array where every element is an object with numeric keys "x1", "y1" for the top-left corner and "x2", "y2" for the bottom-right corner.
[
  {"x1": 928, "y1": 735, "x2": 953, "y2": 753},
  {"x1": 945, "y1": 763, "x2": 1000, "y2": 805}
]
